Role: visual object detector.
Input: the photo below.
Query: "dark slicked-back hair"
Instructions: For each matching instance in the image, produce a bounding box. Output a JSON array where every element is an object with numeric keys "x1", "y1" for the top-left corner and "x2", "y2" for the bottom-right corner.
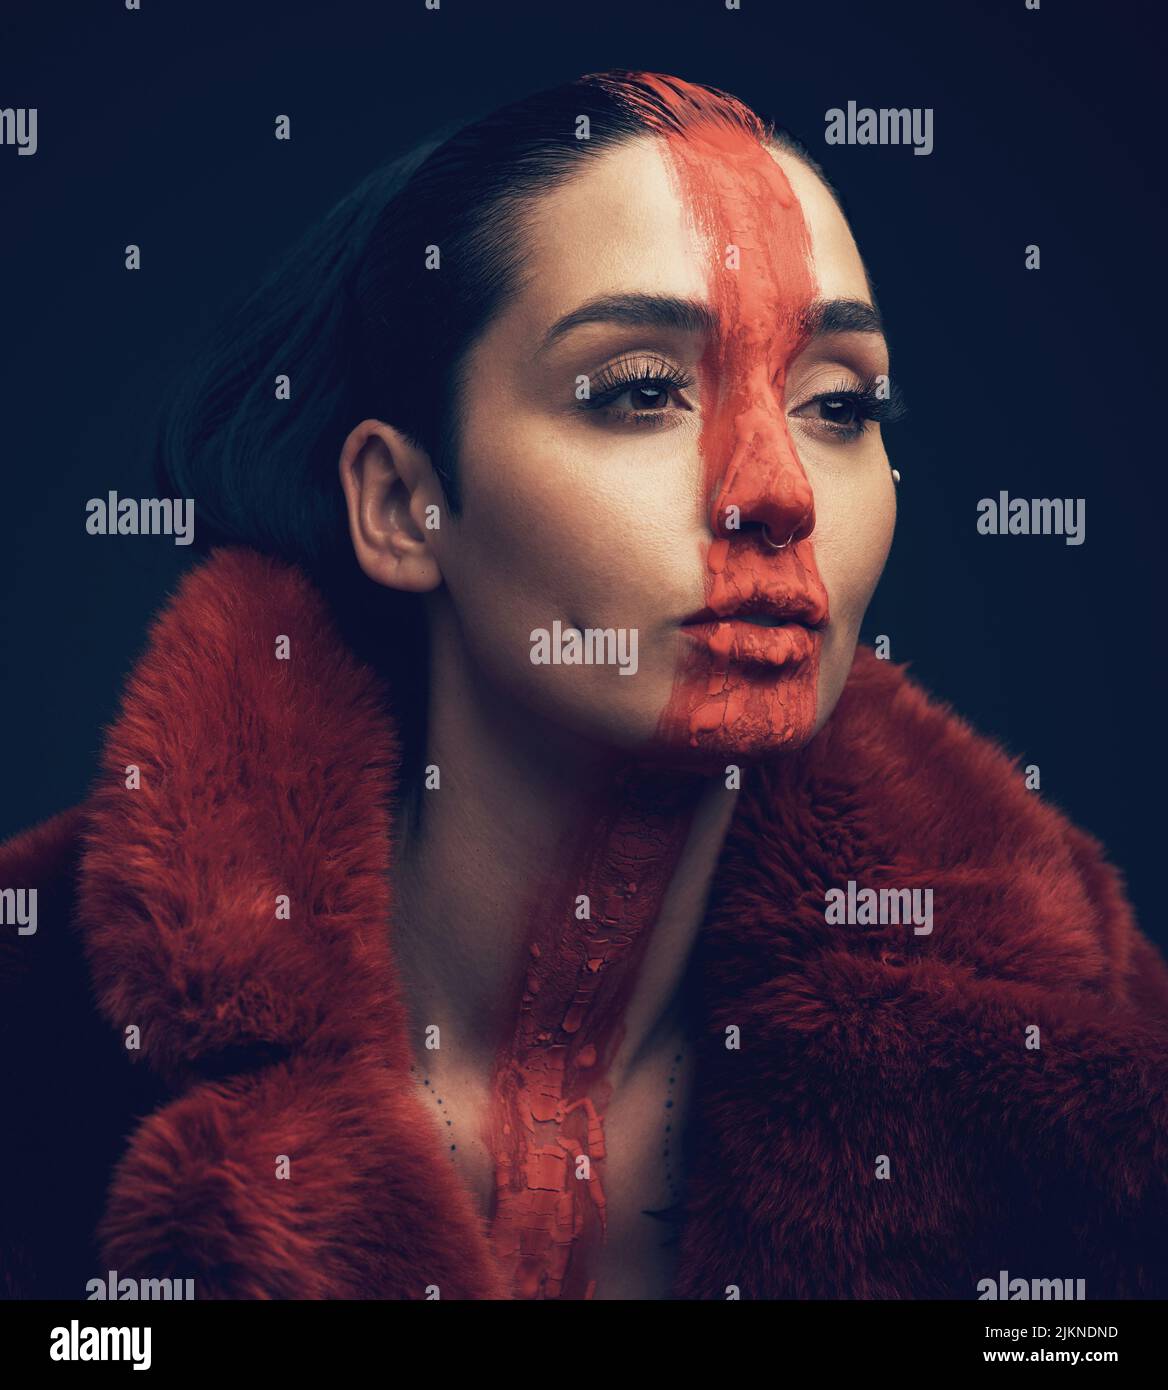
[{"x1": 154, "y1": 69, "x2": 836, "y2": 567}]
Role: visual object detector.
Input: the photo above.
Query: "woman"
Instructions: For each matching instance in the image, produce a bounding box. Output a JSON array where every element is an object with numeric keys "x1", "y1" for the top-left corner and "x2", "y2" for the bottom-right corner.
[{"x1": 3, "y1": 70, "x2": 1167, "y2": 1302}]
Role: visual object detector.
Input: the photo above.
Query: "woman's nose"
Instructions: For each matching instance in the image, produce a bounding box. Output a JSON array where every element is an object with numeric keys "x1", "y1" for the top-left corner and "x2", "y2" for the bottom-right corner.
[{"x1": 709, "y1": 396, "x2": 815, "y2": 549}]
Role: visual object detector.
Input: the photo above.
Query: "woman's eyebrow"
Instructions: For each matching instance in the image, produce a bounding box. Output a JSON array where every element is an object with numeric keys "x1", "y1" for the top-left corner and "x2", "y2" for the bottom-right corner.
[
  {"x1": 536, "y1": 292, "x2": 884, "y2": 358},
  {"x1": 800, "y1": 297, "x2": 885, "y2": 337},
  {"x1": 537, "y1": 292, "x2": 720, "y2": 356}
]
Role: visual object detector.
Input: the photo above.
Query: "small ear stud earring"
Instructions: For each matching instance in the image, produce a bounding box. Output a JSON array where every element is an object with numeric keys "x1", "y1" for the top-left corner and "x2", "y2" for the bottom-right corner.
[
  {"x1": 762, "y1": 525, "x2": 797, "y2": 550},
  {"x1": 891, "y1": 468, "x2": 901, "y2": 486}
]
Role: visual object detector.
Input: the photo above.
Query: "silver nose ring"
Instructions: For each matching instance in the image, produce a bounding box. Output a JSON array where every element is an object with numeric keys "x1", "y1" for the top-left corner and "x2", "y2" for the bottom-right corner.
[{"x1": 762, "y1": 526, "x2": 796, "y2": 550}]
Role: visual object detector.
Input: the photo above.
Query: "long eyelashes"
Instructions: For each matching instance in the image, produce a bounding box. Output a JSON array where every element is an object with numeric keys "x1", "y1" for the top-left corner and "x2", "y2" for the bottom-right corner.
[
  {"x1": 577, "y1": 358, "x2": 908, "y2": 440},
  {"x1": 577, "y1": 355, "x2": 696, "y2": 426},
  {"x1": 791, "y1": 373, "x2": 909, "y2": 443}
]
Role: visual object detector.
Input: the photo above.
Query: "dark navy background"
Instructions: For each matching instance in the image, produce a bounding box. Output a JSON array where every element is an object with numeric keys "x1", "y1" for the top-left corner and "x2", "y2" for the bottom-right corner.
[{"x1": 1, "y1": 1, "x2": 1163, "y2": 943}]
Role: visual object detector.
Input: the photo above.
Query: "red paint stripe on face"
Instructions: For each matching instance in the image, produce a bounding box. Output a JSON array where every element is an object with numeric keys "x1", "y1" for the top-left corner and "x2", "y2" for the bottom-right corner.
[{"x1": 617, "y1": 74, "x2": 830, "y2": 754}]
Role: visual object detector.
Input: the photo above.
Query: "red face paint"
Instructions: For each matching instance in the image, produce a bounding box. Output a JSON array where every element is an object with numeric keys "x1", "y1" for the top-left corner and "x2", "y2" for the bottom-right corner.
[
  {"x1": 483, "y1": 74, "x2": 827, "y2": 1299},
  {"x1": 624, "y1": 73, "x2": 831, "y2": 755}
]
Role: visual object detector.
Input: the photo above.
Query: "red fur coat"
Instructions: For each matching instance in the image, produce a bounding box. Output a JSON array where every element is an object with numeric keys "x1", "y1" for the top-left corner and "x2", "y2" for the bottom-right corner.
[{"x1": 3, "y1": 547, "x2": 1167, "y2": 1300}]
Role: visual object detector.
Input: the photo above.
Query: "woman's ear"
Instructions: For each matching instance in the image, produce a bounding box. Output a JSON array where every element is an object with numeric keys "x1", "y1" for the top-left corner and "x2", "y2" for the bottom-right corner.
[{"x1": 339, "y1": 419, "x2": 445, "y2": 593}]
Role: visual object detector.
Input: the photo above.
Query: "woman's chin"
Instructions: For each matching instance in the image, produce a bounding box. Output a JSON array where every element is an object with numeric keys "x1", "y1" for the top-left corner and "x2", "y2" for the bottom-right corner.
[{"x1": 619, "y1": 720, "x2": 819, "y2": 777}]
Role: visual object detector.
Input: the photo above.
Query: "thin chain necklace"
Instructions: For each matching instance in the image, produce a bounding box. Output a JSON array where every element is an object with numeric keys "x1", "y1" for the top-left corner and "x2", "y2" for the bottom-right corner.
[
  {"x1": 408, "y1": 1061, "x2": 458, "y2": 1158},
  {"x1": 662, "y1": 1045, "x2": 684, "y2": 1208},
  {"x1": 407, "y1": 1044, "x2": 686, "y2": 1201}
]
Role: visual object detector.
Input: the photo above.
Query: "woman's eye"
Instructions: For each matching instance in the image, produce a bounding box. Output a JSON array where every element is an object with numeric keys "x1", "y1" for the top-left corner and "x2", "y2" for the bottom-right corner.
[
  {"x1": 814, "y1": 395, "x2": 862, "y2": 427},
  {"x1": 790, "y1": 389, "x2": 874, "y2": 442},
  {"x1": 614, "y1": 381, "x2": 674, "y2": 410},
  {"x1": 581, "y1": 365, "x2": 694, "y2": 428}
]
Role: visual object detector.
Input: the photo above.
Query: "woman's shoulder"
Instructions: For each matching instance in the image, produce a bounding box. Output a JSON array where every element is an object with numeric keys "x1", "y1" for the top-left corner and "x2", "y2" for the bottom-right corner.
[
  {"x1": 763, "y1": 643, "x2": 1168, "y2": 1016},
  {"x1": 693, "y1": 647, "x2": 1168, "y2": 1299}
]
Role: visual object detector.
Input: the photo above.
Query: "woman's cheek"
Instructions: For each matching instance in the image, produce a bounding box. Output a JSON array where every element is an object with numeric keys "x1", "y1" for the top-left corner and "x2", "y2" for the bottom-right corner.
[{"x1": 807, "y1": 464, "x2": 896, "y2": 710}]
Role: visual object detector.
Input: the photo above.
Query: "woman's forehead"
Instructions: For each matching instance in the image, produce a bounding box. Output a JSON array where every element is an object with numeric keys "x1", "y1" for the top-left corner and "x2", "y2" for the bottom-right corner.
[{"x1": 517, "y1": 134, "x2": 871, "y2": 336}]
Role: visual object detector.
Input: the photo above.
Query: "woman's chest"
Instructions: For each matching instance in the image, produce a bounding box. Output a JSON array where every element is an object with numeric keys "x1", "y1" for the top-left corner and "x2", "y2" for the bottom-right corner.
[{"x1": 409, "y1": 1040, "x2": 694, "y2": 1300}]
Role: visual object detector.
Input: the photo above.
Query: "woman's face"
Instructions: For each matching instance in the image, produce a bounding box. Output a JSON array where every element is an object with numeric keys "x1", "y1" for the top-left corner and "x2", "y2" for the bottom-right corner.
[{"x1": 423, "y1": 131, "x2": 895, "y2": 766}]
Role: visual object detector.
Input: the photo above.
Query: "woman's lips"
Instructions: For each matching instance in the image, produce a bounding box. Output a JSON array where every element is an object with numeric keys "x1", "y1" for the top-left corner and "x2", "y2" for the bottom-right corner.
[{"x1": 680, "y1": 618, "x2": 821, "y2": 669}]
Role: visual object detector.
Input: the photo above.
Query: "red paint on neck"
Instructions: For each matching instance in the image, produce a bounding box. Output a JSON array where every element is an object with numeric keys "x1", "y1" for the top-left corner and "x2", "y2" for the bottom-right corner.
[{"x1": 486, "y1": 766, "x2": 701, "y2": 1299}]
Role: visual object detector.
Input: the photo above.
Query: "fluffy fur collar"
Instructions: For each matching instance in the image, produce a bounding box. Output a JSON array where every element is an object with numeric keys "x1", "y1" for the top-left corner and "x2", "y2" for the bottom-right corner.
[{"x1": 17, "y1": 547, "x2": 1168, "y2": 1297}]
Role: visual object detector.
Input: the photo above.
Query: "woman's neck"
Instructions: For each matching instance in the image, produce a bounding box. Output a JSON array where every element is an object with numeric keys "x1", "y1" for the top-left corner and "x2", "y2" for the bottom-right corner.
[
  {"x1": 389, "y1": 636, "x2": 741, "y2": 1298},
  {"x1": 390, "y1": 653, "x2": 740, "y2": 1090}
]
